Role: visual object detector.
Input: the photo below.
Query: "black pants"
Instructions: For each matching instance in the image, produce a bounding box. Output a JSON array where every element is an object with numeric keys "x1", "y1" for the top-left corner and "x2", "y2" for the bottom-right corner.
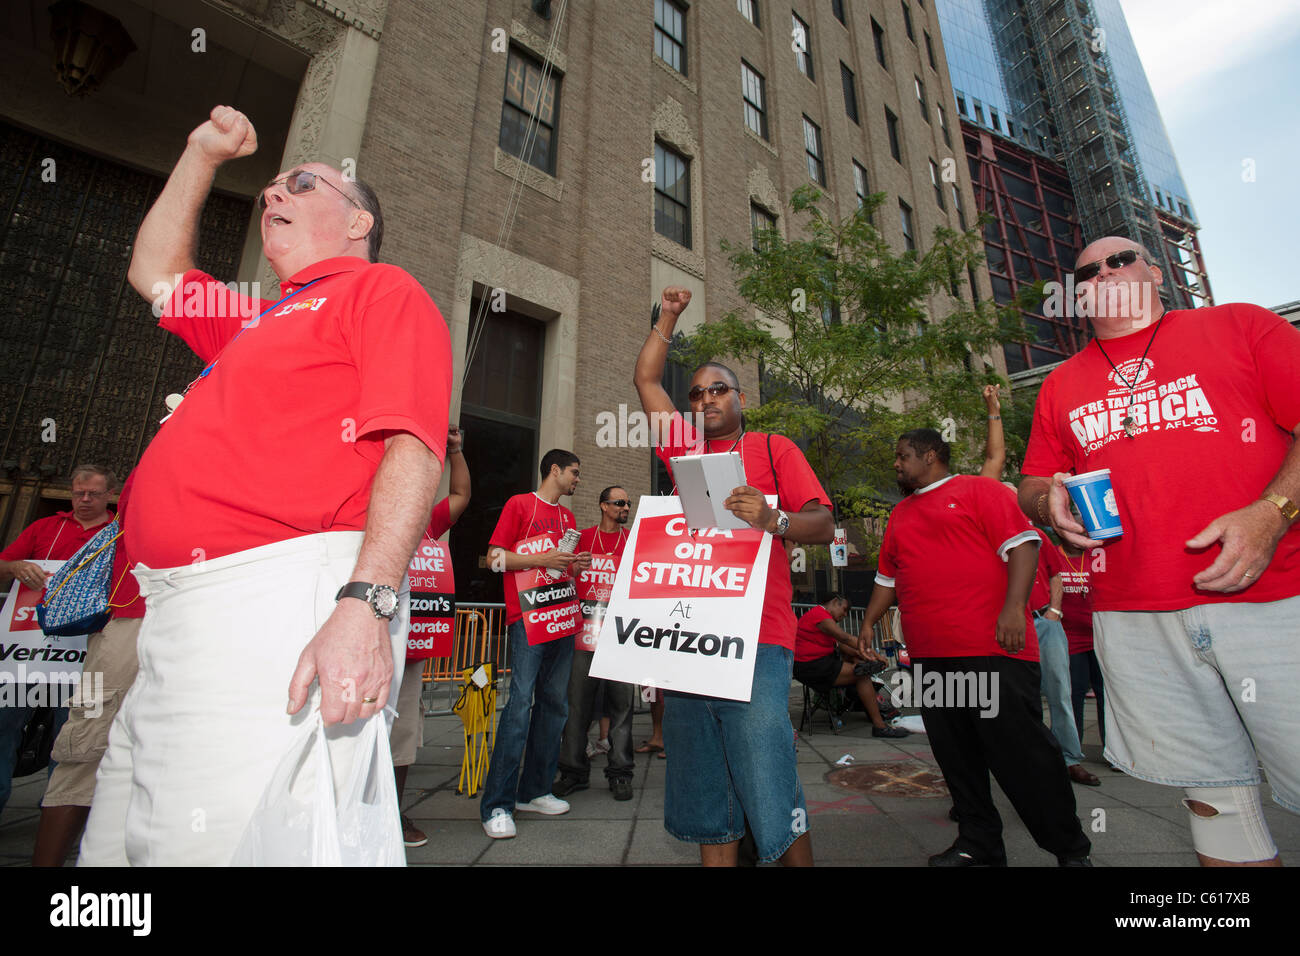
[
  {"x1": 1069, "y1": 649, "x2": 1105, "y2": 749},
  {"x1": 556, "y1": 649, "x2": 635, "y2": 783},
  {"x1": 917, "y1": 655, "x2": 1091, "y2": 863}
]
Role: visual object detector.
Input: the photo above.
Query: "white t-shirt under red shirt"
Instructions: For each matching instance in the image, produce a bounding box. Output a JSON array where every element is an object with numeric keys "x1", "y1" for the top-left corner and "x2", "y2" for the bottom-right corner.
[
  {"x1": 877, "y1": 475, "x2": 1039, "y2": 661},
  {"x1": 1023, "y1": 303, "x2": 1300, "y2": 612}
]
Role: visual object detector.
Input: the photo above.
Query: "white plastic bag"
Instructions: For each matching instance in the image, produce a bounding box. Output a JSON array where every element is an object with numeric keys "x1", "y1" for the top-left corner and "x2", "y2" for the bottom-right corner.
[{"x1": 230, "y1": 711, "x2": 406, "y2": 867}]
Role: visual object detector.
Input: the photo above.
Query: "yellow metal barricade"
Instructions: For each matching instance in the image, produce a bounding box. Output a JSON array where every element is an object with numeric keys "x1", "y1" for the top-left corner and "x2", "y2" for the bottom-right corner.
[{"x1": 452, "y1": 663, "x2": 497, "y2": 797}]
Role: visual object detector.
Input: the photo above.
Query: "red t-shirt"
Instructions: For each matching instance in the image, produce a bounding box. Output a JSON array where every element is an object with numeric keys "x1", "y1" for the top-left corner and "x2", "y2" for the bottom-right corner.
[
  {"x1": 877, "y1": 475, "x2": 1039, "y2": 660},
  {"x1": 489, "y1": 493, "x2": 578, "y2": 624},
  {"x1": 108, "y1": 475, "x2": 143, "y2": 619},
  {"x1": 1023, "y1": 304, "x2": 1300, "y2": 612},
  {"x1": 1, "y1": 511, "x2": 112, "y2": 564},
  {"x1": 1058, "y1": 545, "x2": 1094, "y2": 655},
  {"x1": 794, "y1": 605, "x2": 837, "y2": 662},
  {"x1": 1029, "y1": 527, "x2": 1066, "y2": 611},
  {"x1": 578, "y1": 524, "x2": 628, "y2": 558},
  {"x1": 656, "y1": 414, "x2": 833, "y2": 650},
  {"x1": 128, "y1": 257, "x2": 452, "y2": 569},
  {"x1": 425, "y1": 498, "x2": 453, "y2": 541}
]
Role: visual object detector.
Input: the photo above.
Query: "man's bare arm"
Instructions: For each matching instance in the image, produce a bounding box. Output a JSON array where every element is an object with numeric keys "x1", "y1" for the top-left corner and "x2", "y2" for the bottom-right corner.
[
  {"x1": 996, "y1": 540, "x2": 1038, "y2": 653},
  {"x1": 1018, "y1": 474, "x2": 1099, "y2": 549},
  {"x1": 287, "y1": 432, "x2": 441, "y2": 724},
  {"x1": 1187, "y1": 422, "x2": 1300, "y2": 591},
  {"x1": 127, "y1": 106, "x2": 258, "y2": 302},
  {"x1": 856, "y1": 582, "x2": 898, "y2": 654},
  {"x1": 634, "y1": 288, "x2": 691, "y2": 446},
  {"x1": 979, "y1": 385, "x2": 1006, "y2": 480},
  {"x1": 444, "y1": 426, "x2": 471, "y2": 524}
]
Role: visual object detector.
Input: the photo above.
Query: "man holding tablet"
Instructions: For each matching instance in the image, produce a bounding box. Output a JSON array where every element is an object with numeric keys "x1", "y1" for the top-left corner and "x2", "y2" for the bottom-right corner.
[{"x1": 633, "y1": 287, "x2": 835, "y2": 866}]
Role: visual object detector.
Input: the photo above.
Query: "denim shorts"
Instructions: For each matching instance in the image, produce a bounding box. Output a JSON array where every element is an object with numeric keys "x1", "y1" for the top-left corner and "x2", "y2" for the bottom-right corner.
[
  {"x1": 1094, "y1": 594, "x2": 1300, "y2": 811},
  {"x1": 663, "y1": 644, "x2": 806, "y2": 862}
]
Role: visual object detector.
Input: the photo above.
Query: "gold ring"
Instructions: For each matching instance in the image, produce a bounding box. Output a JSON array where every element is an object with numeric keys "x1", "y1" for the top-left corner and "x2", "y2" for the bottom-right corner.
[
  {"x1": 362, "y1": 696, "x2": 379, "y2": 704},
  {"x1": 1242, "y1": 570, "x2": 1256, "y2": 578}
]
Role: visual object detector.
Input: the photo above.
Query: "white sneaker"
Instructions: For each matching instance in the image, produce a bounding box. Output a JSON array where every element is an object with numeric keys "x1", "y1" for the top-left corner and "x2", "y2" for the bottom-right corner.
[
  {"x1": 516, "y1": 793, "x2": 570, "y2": 815},
  {"x1": 482, "y1": 808, "x2": 516, "y2": 839}
]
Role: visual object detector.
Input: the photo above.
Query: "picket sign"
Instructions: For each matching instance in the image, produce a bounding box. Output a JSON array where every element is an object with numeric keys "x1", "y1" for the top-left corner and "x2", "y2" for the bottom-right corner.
[
  {"x1": 405, "y1": 538, "x2": 455, "y2": 660},
  {"x1": 575, "y1": 552, "x2": 619, "y2": 651},
  {"x1": 513, "y1": 532, "x2": 581, "y2": 645},
  {"x1": 589, "y1": 496, "x2": 772, "y2": 702}
]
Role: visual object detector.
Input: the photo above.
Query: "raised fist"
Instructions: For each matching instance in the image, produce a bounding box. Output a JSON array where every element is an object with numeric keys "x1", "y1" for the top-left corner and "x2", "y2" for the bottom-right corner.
[
  {"x1": 187, "y1": 105, "x2": 258, "y2": 163},
  {"x1": 660, "y1": 287, "x2": 692, "y2": 320},
  {"x1": 982, "y1": 384, "x2": 1001, "y2": 413}
]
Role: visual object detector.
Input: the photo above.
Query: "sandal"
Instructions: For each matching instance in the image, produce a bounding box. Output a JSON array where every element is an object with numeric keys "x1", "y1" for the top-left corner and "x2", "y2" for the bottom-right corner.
[{"x1": 635, "y1": 741, "x2": 664, "y2": 754}]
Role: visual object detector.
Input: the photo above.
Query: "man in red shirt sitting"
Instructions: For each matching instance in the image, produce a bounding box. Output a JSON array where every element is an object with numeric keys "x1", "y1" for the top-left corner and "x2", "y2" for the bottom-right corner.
[
  {"x1": 793, "y1": 595, "x2": 906, "y2": 737},
  {"x1": 859, "y1": 430, "x2": 1092, "y2": 866},
  {"x1": 80, "y1": 105, "x2": 451, "y2": 866}
]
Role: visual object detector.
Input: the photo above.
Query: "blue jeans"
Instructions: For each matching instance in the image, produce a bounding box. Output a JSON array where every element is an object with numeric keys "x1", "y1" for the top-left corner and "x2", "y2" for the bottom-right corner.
[
  {"x1": 663, "y1": 644, "x2": 806, "y2": 863},
  {"x1": 479, "y1": 621, "x2": 574, "y2": 821},
  {"x1": 0, "y1": 700, "x2": 69, "y2": 815},
  {"x1": 1034, "y1": 615, "x2": 1084, "y2": 765}
]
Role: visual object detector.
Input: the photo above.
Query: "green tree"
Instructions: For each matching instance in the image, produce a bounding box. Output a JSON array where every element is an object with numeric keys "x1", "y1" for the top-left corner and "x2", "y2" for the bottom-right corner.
[{"x1": 679, "y1": 185, "x2": 1034, "y2": 559}]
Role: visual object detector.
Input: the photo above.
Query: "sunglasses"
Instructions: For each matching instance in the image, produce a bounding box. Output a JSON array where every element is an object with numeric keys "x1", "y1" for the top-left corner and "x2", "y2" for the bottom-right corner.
[
  {"x1": 602, "y1": 499, "x2": 631, "y2": 508},
  {"x1": 257, "y1": 170, "x2": 360, "y2": 210},
  {"x1": 1073, "y1": 248, "x2": 1143, "y2": 283},
  {"x1": 687, "y1": 383, "x2": 735, "y2": 402}
]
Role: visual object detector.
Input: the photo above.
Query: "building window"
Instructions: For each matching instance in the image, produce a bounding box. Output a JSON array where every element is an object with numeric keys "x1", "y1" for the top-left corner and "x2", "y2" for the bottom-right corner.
[
  {"x1": 871, "y1": 17, "x2": 887, "y2": 68},
  {"x1": 654, "y1": 141, "x2": 691, "y2": 247},
  {"x1": 902, "y1": 2, "x2": 914, "y2": 42},
  {"x1": 500, "y1": 46, "x2": 560, "y2": 174},
  {"x1": 737, "y1": 0, "x2": 759, "y2": 27},
  {"x1": 741, "y1": 61, "x2": 768, "y2": 139},
  {"x1": 930, "y1": 159, "x2": 945, "y2": 209},
  {"x1": 751, "y1": 203, "x2": 777, "y2": 251},
  {"x1": 899, "y1": 200, "x2": 916, "y2": 252},
  {"x1": 793, "y1": 13, "x2": 814, "y2": 80},
  {"x1": 654, "y1": 0, "x2": 687, "y2": 75},
  {"x1": 937, "y1": 103, "x2": 951, "y2": 147},
  {"x1": 953, "y1": 185, "x2": 966, "y2": 229},
  {"x1": 832, "y1": 0, "x2": 846, "y2": 25},
  {"x1": 955, "y1": 91, "x2": 967, "y2": 115},
  {"x1": 915, "y1": 75, "x2": 928, "y2": 121},
  {"x1": 853, "y1": 160, "x2": 869, "y2": 209},
  {"x1": 885, "y1": 106, "x2": 901, "y2": 163},
  {"x1": 973, "y1": 100, "x2": 985, "y2": 125},
  {"x1": 924, "y1": 30, "x2": 936, "y2": 69},
  {"x1": 803, "y1": 116, "x2": 825, "y2": 185},
  {"x1": 841, "y1": 63, "x2": 859, "y2": 123},
  {"x1": 990, "y1": 107, "x2": 1001, "y2": 132}
]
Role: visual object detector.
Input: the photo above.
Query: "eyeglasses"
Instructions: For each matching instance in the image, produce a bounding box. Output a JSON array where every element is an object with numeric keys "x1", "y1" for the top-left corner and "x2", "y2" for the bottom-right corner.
[
  {"x1": 257, "y1": 170, "x2": 361, "y2": 210},
  {"x1": 602, "y1": 499, "x2": 631, "y2": 508},
  {"x1": 687, "y1": 383, "x2": 735, "y2": 402},
  {"x1": 1073, "y1": 249, "x2": 1143, "y2": 283},
  {"x1": 71, "y1": 491, "x2": 107, "y2": 500}
]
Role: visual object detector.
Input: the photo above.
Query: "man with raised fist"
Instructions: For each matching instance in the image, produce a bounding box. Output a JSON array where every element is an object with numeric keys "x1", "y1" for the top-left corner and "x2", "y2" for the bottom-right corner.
[
  {"x1": 633, "y1": 287, "x2": 835, "y2": 867},
  {"x1": 79, "y1": 105, "x2": 452, "y2": 866}
]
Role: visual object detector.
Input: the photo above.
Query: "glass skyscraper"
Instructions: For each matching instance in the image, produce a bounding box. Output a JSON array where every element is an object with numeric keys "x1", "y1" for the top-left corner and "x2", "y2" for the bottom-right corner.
[{"x1": 934, "y1": 0, "x2": 1211, "y2": 372}]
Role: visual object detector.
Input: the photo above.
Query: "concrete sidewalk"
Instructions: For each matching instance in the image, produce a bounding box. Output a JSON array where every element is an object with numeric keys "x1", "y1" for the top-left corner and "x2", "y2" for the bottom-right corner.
[{"x1": 2, "y1": 687, "x2": 1295, "y2": 866}]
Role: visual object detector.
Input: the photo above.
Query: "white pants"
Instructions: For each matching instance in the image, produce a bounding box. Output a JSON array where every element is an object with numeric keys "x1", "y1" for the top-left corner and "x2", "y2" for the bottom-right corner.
[{"x1": 78, "y1": 532, "x2": 407, "y2": 866}]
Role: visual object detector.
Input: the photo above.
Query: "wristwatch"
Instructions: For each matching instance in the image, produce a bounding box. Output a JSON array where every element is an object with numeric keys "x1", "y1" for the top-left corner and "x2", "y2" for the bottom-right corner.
[
  {"x1": 772, "y1": 509, "x2": 790, "y2": 536},
  {"x1": 1261, "y1": 493, "x2": 1299, "y2": 522},
  {"x1": 336, "y1": 582, "x2": 399, "y2": 620}
]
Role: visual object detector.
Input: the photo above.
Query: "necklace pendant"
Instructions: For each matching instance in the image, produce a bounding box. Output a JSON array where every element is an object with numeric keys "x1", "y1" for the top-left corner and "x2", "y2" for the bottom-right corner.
[{"x1": 1123, "y1": 416, "x2": 1137, "y2": 438}]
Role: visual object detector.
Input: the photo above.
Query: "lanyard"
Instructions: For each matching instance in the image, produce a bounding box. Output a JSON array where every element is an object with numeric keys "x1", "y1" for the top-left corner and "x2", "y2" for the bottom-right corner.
[{"x1": 161, "y1": 278, "x2": 323, "y2": 422}]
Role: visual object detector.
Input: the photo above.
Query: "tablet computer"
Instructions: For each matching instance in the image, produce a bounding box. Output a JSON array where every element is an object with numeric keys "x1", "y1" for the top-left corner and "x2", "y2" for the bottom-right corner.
[{"x1": 670, "y1": 452, "x2": 750, "y2": 531}]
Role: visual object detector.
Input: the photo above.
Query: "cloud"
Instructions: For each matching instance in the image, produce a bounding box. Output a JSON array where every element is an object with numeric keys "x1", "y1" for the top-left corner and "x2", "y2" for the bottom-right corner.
[{"x1": 1119, "y1": 0, "x2": 1300, "y2": 104}]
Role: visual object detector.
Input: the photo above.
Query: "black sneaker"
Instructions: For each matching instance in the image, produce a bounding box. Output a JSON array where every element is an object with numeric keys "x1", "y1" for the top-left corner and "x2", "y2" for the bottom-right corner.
[
  {"x1": 928, "y1": 844, "x2": 1007, "y2": 867},
  {"x1": 872, "y1": 723, "x2": 910, "y2": 738},
  {"x1": 610, "y1": 778, "x2": 634, "y2": 801},
  {"x1": 552, "y1": 776, "x2": 588, "y2": 797},
  {"x1": 1058, "y1": 854, "x2": 1093, "y2": 867}
]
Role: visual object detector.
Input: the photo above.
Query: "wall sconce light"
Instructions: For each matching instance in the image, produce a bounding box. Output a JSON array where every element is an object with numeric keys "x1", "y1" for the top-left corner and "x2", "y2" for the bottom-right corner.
[{"x1": 49, "y1": 0, "x2": 136, "y2": 96}]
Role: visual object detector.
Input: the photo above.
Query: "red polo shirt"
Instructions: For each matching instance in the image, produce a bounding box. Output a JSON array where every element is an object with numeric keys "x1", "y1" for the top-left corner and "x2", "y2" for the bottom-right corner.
[
  {"x1": 656, "y1": 413, "x2": 833, "y2": 650},
  {"x1": 877, "y1": 475, "x2": 1039, "y2": 660},
  {"x1": 128, "y1": 257, "x2": 452, "y2": 569},
  {"x1": 1, "y1": 511, "x2": 112, "y2": 564},
  {"x1": 578, "y1": 524, "x2": 628, "y2": 558},
  {"x1": 794, "y1": 605, "x2": 837, "y2": 663}
]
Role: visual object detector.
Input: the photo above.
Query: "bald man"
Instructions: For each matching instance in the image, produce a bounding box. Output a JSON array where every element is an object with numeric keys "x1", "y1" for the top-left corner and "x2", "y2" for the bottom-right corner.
[
  {"x1": 80, "y1": 106, "x2": 452, "y2": 865},
  {"x1": 1018, "y1": 235, "x2": 1300, "y2": 867}
]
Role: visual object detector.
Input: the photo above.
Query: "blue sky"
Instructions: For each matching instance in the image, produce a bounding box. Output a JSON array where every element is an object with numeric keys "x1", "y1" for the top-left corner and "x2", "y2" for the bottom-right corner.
[{"x1": 1119, "y1": 0, "x2": 1300, "y2": 308}]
